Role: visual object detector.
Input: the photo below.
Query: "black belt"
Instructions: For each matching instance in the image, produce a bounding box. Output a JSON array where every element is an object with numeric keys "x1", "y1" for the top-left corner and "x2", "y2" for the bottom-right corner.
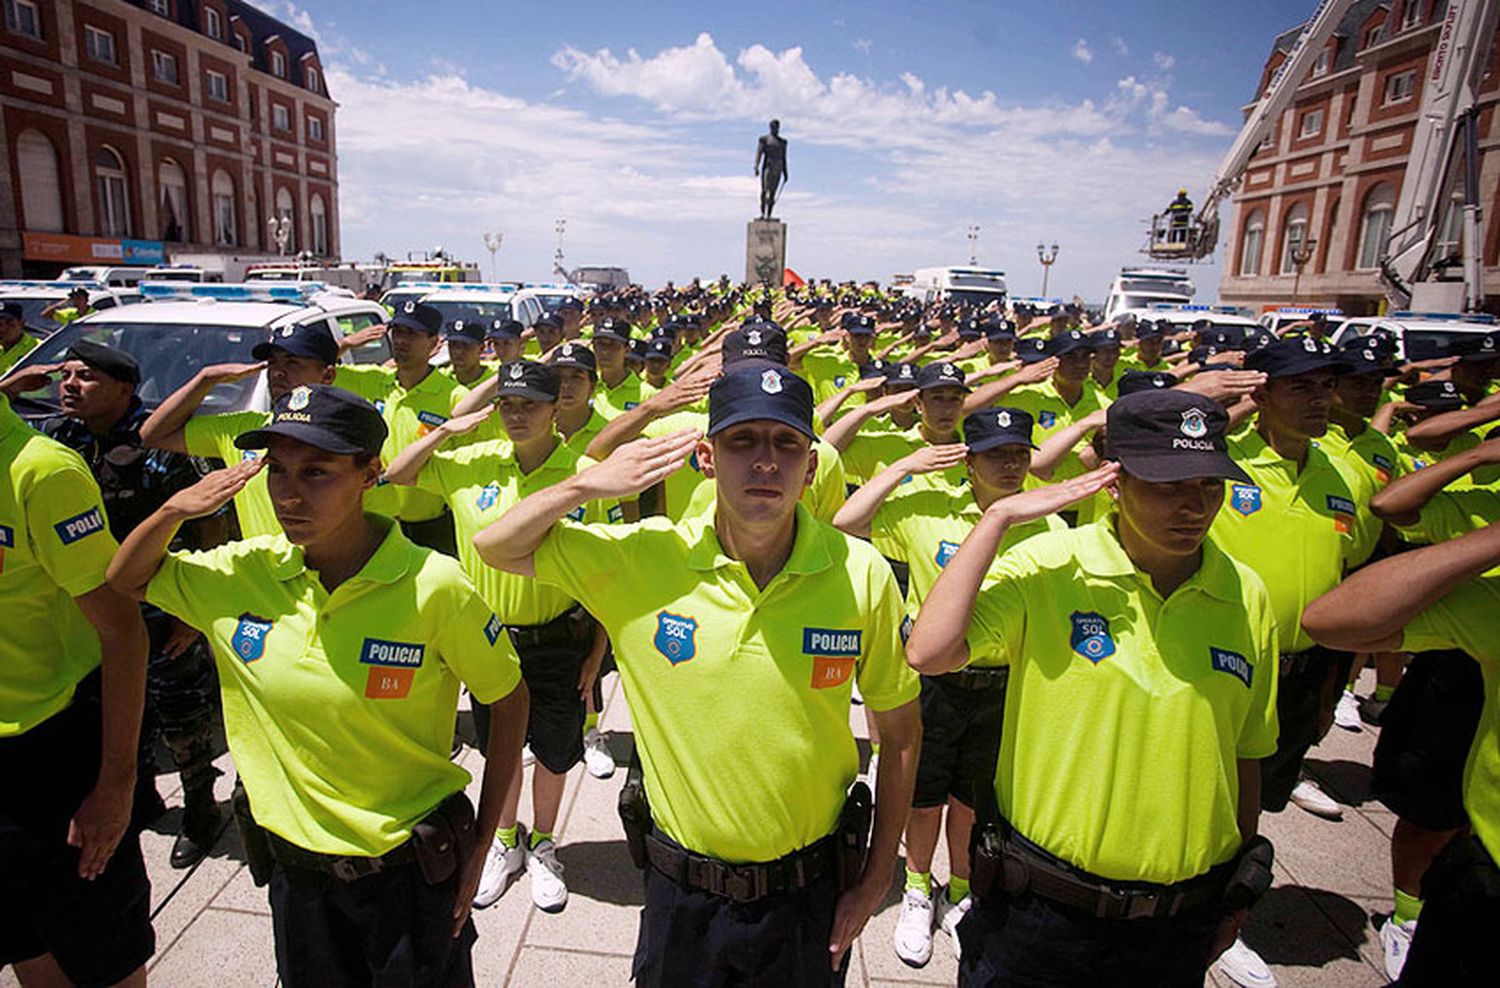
[
  {"x1": 1003, "y1": 831, "x2": 1228, "y2": 921},
  {"x1": 507, "y1": 604, "x2": 586, "y2": 649},
  {"x1": 941, "y1": 666, "x2": 1009, "y2": 692},
  {"x1": 644, "y1": 831, "x2": 836, "y2": 903},
  {"x1": 266, "y1": 831, "x2": 416, "y2": 883}
]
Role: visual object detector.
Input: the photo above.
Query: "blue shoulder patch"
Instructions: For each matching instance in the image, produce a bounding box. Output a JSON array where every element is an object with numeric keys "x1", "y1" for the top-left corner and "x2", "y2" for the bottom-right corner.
[
  {"x1": 0, "y1": 524, "x2": 13, "y2": 549},
  {"x1": 484, "y1": 614, "x2": 503, "y2": 647},
  {"x1": 54, "y1": 507, "x2": 105, "y2": 545},
  {"x1": 1210, "y1": 647, "x2": 1252, "y2": 687},
  {"x1": 803, "y1": 627, "x2": 863, "y2": 656},
  {"x1": 417, "y1": 410, "x2": 448, "y2": 428}
]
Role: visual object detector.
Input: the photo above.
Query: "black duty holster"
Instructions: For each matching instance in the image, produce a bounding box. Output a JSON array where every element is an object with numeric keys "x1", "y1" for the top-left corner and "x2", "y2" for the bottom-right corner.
[
  {"x1": 231, "y1": 780, "x2": 275, "y2": 887},
  {"x1": 411, "y1": 790, "x2": 478, "y2": 886},
  {"x1": 618, "y1": 744, "x2": 652, "y2": 869},
  {"x1": 835, "y1": 780, "x2": 872, "y2": 891}
]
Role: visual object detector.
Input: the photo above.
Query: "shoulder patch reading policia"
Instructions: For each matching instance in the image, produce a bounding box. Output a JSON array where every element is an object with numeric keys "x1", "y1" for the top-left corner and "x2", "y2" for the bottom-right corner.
[
  {"x1": 484, "y1": 614, "x2": 503, "y2": 647},
  {"x1": 54, "y1": 507, "x2": 105, "y2": 545},
  {"x1": 359, "y1": 637, "x2": 426, "y2": 700},
  {"x1": 1326, "y1": 494, "x2": 1356, "y2": 534},
  {"x1": 231, "y1": 613, "x2": 273, "y2": 663},
  {"x1": 804, "y1": 627, "x2": 861, "y2": 690},
  {"x1": 1230, "y1": 484, "x2": 1262, "y2": 516},
  {"x1": 1210, "y1": 647, "x2": 1253, "y2": 687},
  {"x1": 1070, "y1": 611, "x2": 1116, "y2": 664},
  {"x1": 655, "y1": 611, "x2": 698, "y2": 665}
]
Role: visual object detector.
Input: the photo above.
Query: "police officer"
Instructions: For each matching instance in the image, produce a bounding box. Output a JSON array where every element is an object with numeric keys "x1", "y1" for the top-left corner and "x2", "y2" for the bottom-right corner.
[
  {"x1": 383, "y1": 360, "x2": 614, "y2": 913},
  {"x1": 792, "y1": 313, "x2": 878, "y2": 404},
  {"x1": 40, "y1": 286, "x2": 93, "y2": 325},
  {"x1": 1118, "y1": 320, "x2": 1169, "y2": 374},
  {"x1": 591, "y1": 319, "x2": 657, "y2": 419},
  {"x1": 531, "y1": 313, "x2": 565, "y2": 357},
  {"x1": 834, "y1": 408, "x2": 1062, "y2": 965},
  {"x1": 1087, "y1": 327, "x2": 1125, "y2": 399},
  {"x1": 474, "y1": 364, "x2": 922, "y2": 985},
  {"x1": 105, "y1": 385, "x2": 529, "y2": 987},
  {"x1": 441, "y1": 317, "x2": 490, "y2": 388},
  {"x1": 0, "y1": 389, "x2": 152, "y2": 987},
  {"x1": 39, "y1": 341, "x2": 225, "y2": 868},
  {"x1": 0, "y1": 301, "x2": 38, "y2": 376},
  {"x1": 907, "y1": 390, "x2": 1278, "y2": 986},
  {"x1": 1004, "y1": 329, "x2": 1111, "y2": 479},
  {"x1": 486, "y1": 319, "x2": 525, "y2": 367}
]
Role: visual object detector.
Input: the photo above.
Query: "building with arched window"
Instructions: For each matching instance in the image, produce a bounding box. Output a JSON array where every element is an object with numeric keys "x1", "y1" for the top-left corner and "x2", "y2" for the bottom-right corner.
[
  {"x1": 1, "y1": 0, "x2": 339, "y2": 276},
  {"x1": 1220, "y1": 0, "x2": 1500, "y2": 315}
]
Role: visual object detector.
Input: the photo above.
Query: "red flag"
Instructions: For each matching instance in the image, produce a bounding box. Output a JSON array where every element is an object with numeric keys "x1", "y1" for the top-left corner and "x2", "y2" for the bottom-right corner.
[{"x1": 783, "y1": 267, "x2": 805, "y2": 288}]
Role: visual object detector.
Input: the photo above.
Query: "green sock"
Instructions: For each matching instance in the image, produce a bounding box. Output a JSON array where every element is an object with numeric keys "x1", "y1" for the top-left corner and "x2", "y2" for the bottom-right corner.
[
  {"x1": 584, "y1": 711, "x2": 600, "y2": 733},
  {"x1": 1375, "y1": 684, "x2": 1395, "y2": 702},
  {"x1": 904, "y1": 868, "x2": 931, "y2": 895},
  {"x1": 496, "y1": 825, "x2": 519, "y2": 849},
  {"x1": 1393, "y1": 888, "x2": 1424, "y2": 925},
  {"x1": 529, "y1": 829, "x2": 554, "y2": 850},
  {"x1": 870, "y1": 742, "x2": 882, "y2": 755},
  {"x1": 949, "y1": 875, "x2": 970, "y2": 903}
]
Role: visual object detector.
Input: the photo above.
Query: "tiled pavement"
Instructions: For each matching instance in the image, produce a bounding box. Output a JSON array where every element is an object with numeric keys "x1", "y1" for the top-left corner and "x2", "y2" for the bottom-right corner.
[{"x1": 4, "y1": 668, "x2": 1400, "y2": 986}]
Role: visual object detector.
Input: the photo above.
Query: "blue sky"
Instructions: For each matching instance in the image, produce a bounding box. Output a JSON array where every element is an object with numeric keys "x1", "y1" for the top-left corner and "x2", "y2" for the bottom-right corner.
[{"x1": 258, "y1": 1, "x2": 1323, "y2": 299}]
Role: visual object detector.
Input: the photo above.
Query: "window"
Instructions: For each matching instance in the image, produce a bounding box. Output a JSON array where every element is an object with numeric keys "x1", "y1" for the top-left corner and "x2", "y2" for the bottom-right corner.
[
  {"x1": 273, "y1": 187, "x2": 296, "y2": 253},
  {"x1": 1358, "y1": 183, "x2": 1396, "y2": 270},
  {"x1": 17, "y1": 130, "x2": 64, "y2": 232},
  {"x1": 272, "y1": 104, "x2": 290, "y2": 131},
  {"x1": 148, "y1": 0, "x2": 169, "y2": 15},
  {"x1": 1280, "y1": 202, "x2": 1310, "y2": 274},
  {"x1": 1299, "y1": 109, "x2": 1324, "y2": 138},
  {"x1": 206, "y1": 69, "x2": 228, "y2": 102},
  {"x1": 204, "y1": 6, "x2": 222, "y2": 39},
  {"x1": 233, "y1": 32, "x2": 246, "y2": 53},
  {"x1": 1385, "y1": 69, "x2": 1417, "y2": 104},
  {"x1": 1239, "y1": 209, "x2": 1265, "y2": 277},
  {"x1": 1437, "y1": 192, "x2": 1466, "y2": 259},
  {"x1": 310, "y1": 194, "x2": 328, "y2": 255},
  {"x1": 212, "y1": 170, "x2": 237, "y2": 245},
  {"x1": 1364, "y1": 23, "x2": 1386, "y2": 48},
  {"x1": 95, "y1": 146, "x2": 131, "y2": 237},
  {"x1": 1312, "y1": 48, "x2": 1331, "y2": 77},
  {"x1": 152, "y1": 50, "x2": 178, "y2": 85},
  {"x1": 85, "y1": 24, "x2": 117, "y2": 65},
  {"x1": 308, "y1": 115, "x2": 323, "y2": 141},
  {"x1": 1403, "y1": 2, "x2": 1423, "y2": 29},
  {"x1": 4, "y1": 0, "x2": 41, "y2": 39},
  {"x1": 305, "y1": 66, "x2": 319, "y2": 94},
  {"x1": 271, "y1": 50, "x2": 286, "y2": 78},
  {"x1": 159, "y1": 159, "x2": 188, "y2": 242}
]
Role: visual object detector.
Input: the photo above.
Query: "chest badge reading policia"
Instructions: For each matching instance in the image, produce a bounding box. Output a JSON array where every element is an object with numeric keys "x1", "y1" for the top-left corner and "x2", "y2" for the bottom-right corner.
[
  {"x1": 231, "y1": 613, "x2": 273, "y2": 663},
  {"x1": 1230, "y1": 484, "x2": 1262, "y2": 516},
  {"x1": 1070, "y1": 611, "x2": 1116, "y2": 664},
  {"x1": 654, "y1": 611, "x2": 698, "y2": 665}
]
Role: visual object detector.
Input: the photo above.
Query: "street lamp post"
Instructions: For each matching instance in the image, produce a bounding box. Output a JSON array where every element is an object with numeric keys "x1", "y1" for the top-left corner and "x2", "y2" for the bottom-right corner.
[
  {"x1": 1037, "y1": 242, "x2": 1060, "y2": 297},
  {"x1": 553, "y1": 219, "x2": 567, "y2": 280},
  {"x1": 1290, "y1": 238, "x2": 1317, "y2": 300},
  {"x1": 967, "y1": 224, "x2": 980, "y2": 265},
  {"x1": 267, "y1": 214, "x2": 292, "y2": 256},
  {"x1": 482, "y1": 231, "x2": 503, "y2": 282}
]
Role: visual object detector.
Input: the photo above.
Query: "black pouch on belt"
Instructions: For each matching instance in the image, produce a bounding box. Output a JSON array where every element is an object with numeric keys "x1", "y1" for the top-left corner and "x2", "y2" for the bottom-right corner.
[
  {"x1": 231, "y1": 780, "x2": 275, "y2": 887},
  {"x1": 836, "y1": 781, "x2": 872, "y2": 890},
  {"x1": 411, "y1": 791, "x2": 477, "y2": 886},
  {"x1": 1221, "y1": 834, "x2": 1275, "y2": 913},
  {"x1": 618, "y1": 744, "x2": 652, "y2": 869}
]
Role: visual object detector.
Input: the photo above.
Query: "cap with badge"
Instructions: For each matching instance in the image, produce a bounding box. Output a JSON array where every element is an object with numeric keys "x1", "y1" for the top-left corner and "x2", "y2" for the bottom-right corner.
[
  {"x1": 858, "y1": 359, "x2": 889, "y2": 380},
  {"x1": 1087, "y1": 327, "x2": 1122, "y2": 351},
  {"x1": 985, "y1": 318, "x2": 1017, "y2": 340},
  {"x1": 486, "y1": 318, "x2": 523, "y2": 340},
  {"x1": 917, "y1": 361, "x2": 969, "y2": 391},
  {"x1": 722, "y1": 325, "x2": 789, "y2": 366},
  {"x1": 534, "y1": 313, "x2": 564, "y2": 332},
  {"x1": 235, "y1": 384, "x2": 387, "y2": 457},
  {"x1": 707, "y1": 364, "x2": 815, "y2": 440},
  {"x1": 845, "y1": 314, "x2": 877, "y2": 336},
  {"x1": 884, "y1": 362, "x2": 920, "y2": 391},
  {"x1": 957, "y1": 318, "x2": 985, "y2": 341},
  {"x1": 645, "y1": 338, "x2": 674, "y2": 362},
  {"x1": 1338, "y1": 342, "x2": 1399, "y2": 377},
  {"x1": 1451, "y1": 331, "x2": 1500, "y2": 362},
  {"x1": 0, "y1": 301, "x2": 23, "y2": 321},
  {"x1": 389, "y1": 300, "x2": 442, "y2": 335},
  {"x1": 252, "y1": 321, "x2": 339, "y2": 365},
  {"x1": 1405, "y1": 379, "x2": 1464, "y2": 411},
  {"x1": 1116, "y1": 370, "x2": 1177, "y2": 397},
  {"x1": 1016, "y1": 336, "x2": 1050, "y2": 364},
  {"x1": 1135, "y1": 320, "x2": 1165, "y2": 339},
  {"x1": 593, "y1": 318, "x2": 634, "y2": 343},
  {"x1": 441, "y1": 317, "x2": 485, "y2": 345},
  {"x1": 1244, "y1": 336, "x2": 1354, "y2": 378},
  {"x1": 964, "y1": 407, "x2": 1037, "y2": 452},
  {"x1": 549, "y1": 342, "x2": 597, "y2": 375},
  {"x1": 494, "y1": 360, "x2": 560, "y2": 402},
  {"x1": 1044, "y1": 329, "x2": 1088, "y2": 357},
  {"x1": 1104, "y1": 390, "x2": 1250, "y2": 483},
  {"x1": 64, "y1": 340, "x2": 140, "y2": 385}
]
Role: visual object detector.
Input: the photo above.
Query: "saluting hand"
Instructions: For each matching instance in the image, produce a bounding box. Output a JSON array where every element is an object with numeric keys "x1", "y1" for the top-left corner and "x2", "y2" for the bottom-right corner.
[
  {"x1": 894, "y1": 444, "x2": 968, "y2": 476},
  {"x1": 1179, "y1": 369, "x2": 1266, "y2": 402},
  {"x1": 862, "y1": 389, "x2": 921, "y2": 415},
  {"x1": 986, "y1": 461, "x2": 1121, "y2": 526},
  {"x1": 0, "y1": 361, "x2": 62, "y2": 397},
  {"x1": 577, "y1": 429, "x2": 702, "y2": 501},
  {"x1": 1010, "y1": 356, "x2": 1060, "y2": 386},
  {"x1": 198, "y1": 360, "x2": 267, "y2": 385},
  {"x1": 648, "y1": 372, "x2": 714, "y2": 415},
  {"x1": 338, "y1": 323, "x2": 389, "y2": 350},
  {"x1": 162, "y1": 458, "x2": 265, "y2": 520},
  {"x1": 845, "y1": 376, "x2": 886, "y2": 395},
  {"x1": 439, "y1": 405, "x2": 495, "y2": 437}
]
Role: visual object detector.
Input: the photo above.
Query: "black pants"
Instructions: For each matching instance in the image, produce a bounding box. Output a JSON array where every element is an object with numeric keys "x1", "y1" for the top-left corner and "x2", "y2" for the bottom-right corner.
[
  {"x1": 401, "y1": 512, "x2": 458, "y2": 558},
  {"x1": 913, "y1": 674, "x2": 1006, "y2": 809},
  {"x1": 0, "y1": 681, "x2": 155, "y2": 987},
  {"x1": 1399, "y1": 834, "x2": 1500, "y2": 985},
  {"x1": 269, "y1": 857, "x2": 477, "y2": 988},
  {"x1": 957, "y1": 894, "x2": 1220, "y2": 987},
  {"x1": 471, "y1": 610, "x2": 590, "y2": 774},
  {"x1": 632, "y1": 862, "x2": 847, "y2": 988},
  {"x1": 1260, "y1": 646, "x2": 1353, "y2": 811},
  {"x1": 1373, "y1": 649, "x2": 1484, "y2": 830}
]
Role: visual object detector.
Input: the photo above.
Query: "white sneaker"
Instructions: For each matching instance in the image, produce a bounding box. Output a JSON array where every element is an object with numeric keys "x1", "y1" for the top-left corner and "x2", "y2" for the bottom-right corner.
[
  {"x1": 935, "y1": 888, "x2": 972, "y2": 959},
  {"x1": 472, "y1": 830, "x2": 527, "y2": 908},
  {"x1": 1290, "y1": 779, "x2": 1344, "y2": 820},
  {"x1": 865, "y1": 751, "x2": 879, "y2": 804},
  {"x1": 1215, "y1": 935, "x2": 1278, "y2": 988},
  {"x1": 892, "y1": 886, "x2": 934, "y2": 967},
  {"x1": 521, "y1": 744, "x2": 535, "y2": 767},
  {"x1": 1380, "y1": 917, "x2": 1417, "y2": 981},
  {"x1": 526, "y1": 838, "x2": 568, "y2": 912},
  {"x1": 582, "y1": 728, "x2": 615, "y2": 779},
  {"x1": 1333, "y1": 689, "x2": 1362, "y2": 731}
]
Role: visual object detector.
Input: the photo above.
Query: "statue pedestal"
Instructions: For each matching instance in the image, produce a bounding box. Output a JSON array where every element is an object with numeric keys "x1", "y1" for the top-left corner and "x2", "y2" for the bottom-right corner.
[{"x1": 745, "y1": 219, "x2": 786, "y2": 286}]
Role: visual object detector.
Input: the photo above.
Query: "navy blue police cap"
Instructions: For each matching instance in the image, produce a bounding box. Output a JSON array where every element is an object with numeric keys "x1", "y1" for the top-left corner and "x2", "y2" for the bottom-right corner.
[
  {"x1": 722, "y1": 325, "x2": 789, "y2": 367},
  {"x1": 1104, "y1": 389, "x2": 1250, "y2": 483},
  {"x1": 885, "y1": 362, "x2": 920, "y2": 391},
  {"x1": 1405, "y1": 379, "x2": 1464, "y2": 411},
  {"x1": 1135, "y1": 320, "x2": 1165, "y2": 340},
  {"x1": 1451, "y1": 331, "x2": 1500, "y2": 363},
  {"x1": 964, "y1": 407, "x2": 1037, "y2": 453},
  {"x1": 958, "y1": 318, "x2": 985, "y2": 341},
  {"x1": 65, "y1": 339, "x2": 140, "y2": 385},
  {"x1": 534, "y1": 313, "x2": 564, "y2": 331},
  {"x1": 1044, "y1": 329, "x2": 1088, "y2": 357},
  {"x1": 549, "y1": 342, "x2": 597, "y2": 375},
  {"x1": 235, "y1": 384, "x2": 387, "y2": 457},
  {"x1": 1116, "y1": 370, "x2": 1177, "y2": 397},
  {"x1": 985, "y1": 319, "x2": 1017, "y2": 340},
  {"x1": 442, "y1": 316, "x2": 485, "y2": 345},
  {"x1": 917, "y1": 361, "x2": 969, "y2": 391},
  {"x1": 390, "y1": 300, "x2": 442, "y2": 335},
  {"x1": 1244, "y1": 336, "x2": 1354, "y2": 379},
  {"x1": 645, "y1": 338, "x2": 673, "y2": 362},
  {"x1": 858, "y1": 359, "x2": 889, "y2": 380},
  {"x1": 1016, "y1": 336, "x2": 1050, "y2": 364},
  {"x1": 1087, "y1": 327, "x2": 1122, "y2": 351},
  {"x1": 592, "y1": 318, "x2": 634, "y2": 343},
  {"x1": 486, "y1": 319, "x2": 523, "y2": 340},
  {"x1": 252, "y1": 320, "x2": 339, "y2": 365},
  {"x1": 845, "y1": 314, "x2": 877, "y2": 336},
  {"x1": 495, "y1": 359, "x2": 560, "y2": 402},
  {"x1": 707, "y1": 364, "x2": 815, "y2": 440}
]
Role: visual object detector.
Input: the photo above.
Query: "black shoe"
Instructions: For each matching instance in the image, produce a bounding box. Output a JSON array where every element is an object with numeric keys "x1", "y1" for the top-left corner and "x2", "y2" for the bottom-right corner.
[
  {"x1": 170, "y1": 787, "x2": 223, "y2": 869},
  {"x1": 1359, "y1": 696, "x2": 1389, "y2": 726}
]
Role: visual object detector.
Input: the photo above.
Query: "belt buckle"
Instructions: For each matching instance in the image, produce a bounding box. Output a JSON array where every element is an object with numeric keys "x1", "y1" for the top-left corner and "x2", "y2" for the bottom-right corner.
[
  {"x1": 1123, "y1": 888, "x2": 1159, "y2": 920},
  {"x1": 721, "y1": 865, "x2": 760, "y2": 903},
  {"x1": 332, "y1": 857, "x2": 376, "y2": 882}
]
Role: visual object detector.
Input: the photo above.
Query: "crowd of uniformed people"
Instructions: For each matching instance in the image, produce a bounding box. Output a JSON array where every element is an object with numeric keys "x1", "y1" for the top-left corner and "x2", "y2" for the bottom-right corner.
[{"x1": 2, "y1": 274, "x2": 1498, "y2": 987}]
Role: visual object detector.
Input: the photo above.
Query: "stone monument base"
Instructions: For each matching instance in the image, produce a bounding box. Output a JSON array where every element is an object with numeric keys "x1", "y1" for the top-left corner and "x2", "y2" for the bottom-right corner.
[{"x1": 746, "y1": 219, "x2": 787, "y2": 287}]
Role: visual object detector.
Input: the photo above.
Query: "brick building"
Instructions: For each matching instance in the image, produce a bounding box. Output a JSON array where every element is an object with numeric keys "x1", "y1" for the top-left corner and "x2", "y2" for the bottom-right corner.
[
  {"x1": 1219, "y1": 0, "x2": 1500, "y2": 314},
  {"x1": 0, "y1": 0, "x2": 337, "y2": 277}
]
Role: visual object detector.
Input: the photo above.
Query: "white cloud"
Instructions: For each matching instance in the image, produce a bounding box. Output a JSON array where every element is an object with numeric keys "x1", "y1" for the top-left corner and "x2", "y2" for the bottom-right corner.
[
  {"x1": 1153, "y1": 51, "x2": 1177, "y2": 71},
  {"x1": 1072, "y1": 38, "x2": 1094, "y2": 64},
  {"x1": 1110, "y1": 35, "x2": 1129, "y2": 56},
  {"x1": 853, "y1": 38, "x2": 872, "y2": 54}
]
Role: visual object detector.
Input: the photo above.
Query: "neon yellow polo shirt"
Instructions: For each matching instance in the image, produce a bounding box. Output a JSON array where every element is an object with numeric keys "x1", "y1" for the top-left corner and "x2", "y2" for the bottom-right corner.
[
  {"x1": 1319, "y1": 422, "x2": 1403, "y2": 495},
  {"x1": 415, "y1": 436, "x2": 616, "y2": 626},
  {"x1": 1006, "y1": 378, "x2": 1110, "y2": 481},
  {"x1": 339, "y1": 366, "x2": 470, "y2": 521},
  {"x1": 594, "y1": 374, "x2": 658, "y2": 421},
  {"x1": 800, "y1": 350, "x2": 862, "y2": 405},
  {"x1": 1117, "y1": 354, "x2": 1169, "y2": 375},
  {"x1": 0, "y1": 333, "x2": 39, "y2": 376},
  {"x1": 145, "y1": 519, "x2": 522, "y2": 856},
  {"x1": 0, "y1": 397, "x2": 117, "y2": 735},
  {"x1": 967, "y1": 522, "x2": 1279, "y2": 884},
  {"x1": 870, "y1": 485, "x2": 1063, "y2": 645},
  {"x1": 1210, "y1": 430, "x2": 1363, "y2": 652},
  {"x1": 560, "y1": 405, "x2": 610, "y2": 458},
  {"x1": 533, "y1": 504, "x2": 919, "y2": 862},
  {"x1": 1402, "y1": 575, "x2": 1500, "y2": 861}
]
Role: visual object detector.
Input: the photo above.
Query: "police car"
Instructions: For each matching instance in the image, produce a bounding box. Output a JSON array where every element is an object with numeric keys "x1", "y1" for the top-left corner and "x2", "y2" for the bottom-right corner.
[
  {"x1": 1132, "y1": 303, "x2": 1261, "y2": 337},
  {"x1": 0, "y1": 280, "x2": 144, "y2": 335},
  {"x1": 1329, "y1": 311, "x2": 1498, "y2": 361},
  {"x1": 1258, "y1": 306, "x2": 1346, "y2": 337},
  {"x1": 3, "y1": 281, "x2": 389, "y2": 423},
  {"x1": 418, "y1": 285, "x2": 548, "y2": 329},
  {"x1": 524, "y1": 283, "x2": 585, "y2": 315}
]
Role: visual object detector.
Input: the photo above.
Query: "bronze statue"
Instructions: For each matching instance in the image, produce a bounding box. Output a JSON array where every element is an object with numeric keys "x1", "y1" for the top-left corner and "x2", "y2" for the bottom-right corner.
[{"x1": 753, "y1": 119, "x2": 788, "y2": 220}]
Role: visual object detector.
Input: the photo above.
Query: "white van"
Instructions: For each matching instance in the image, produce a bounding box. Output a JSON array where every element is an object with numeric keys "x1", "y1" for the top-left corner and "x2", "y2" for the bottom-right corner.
[
  {"x1": 904, "y1": 266, "x2": 1009, "y2": 307},
  {"x1": 58, "y1": 265, "x2": 154, "y2": 287}
]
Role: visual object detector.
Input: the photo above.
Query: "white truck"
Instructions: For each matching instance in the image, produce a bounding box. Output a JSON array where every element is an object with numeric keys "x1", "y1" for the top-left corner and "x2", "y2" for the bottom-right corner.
[
  {"x1": 1103, "y1": 267, "x2": 1195, "y2": 322},
  {"x1": 903, "y1": 266, "x2": 1009, "y2": 307}
]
